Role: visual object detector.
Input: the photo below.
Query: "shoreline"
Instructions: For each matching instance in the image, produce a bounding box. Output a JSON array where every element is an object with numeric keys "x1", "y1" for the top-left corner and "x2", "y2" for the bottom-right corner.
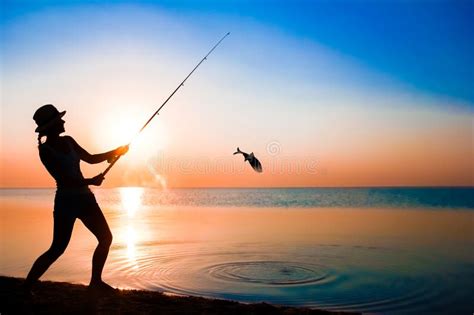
[{"x1": 0, "y1": 276, "x2": 357, "y2": 314}]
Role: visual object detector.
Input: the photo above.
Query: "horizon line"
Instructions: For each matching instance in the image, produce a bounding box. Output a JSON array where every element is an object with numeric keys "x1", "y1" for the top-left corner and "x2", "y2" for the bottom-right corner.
[{"x1": 1, "y1": 185, "x2": 473, "y2": 190}]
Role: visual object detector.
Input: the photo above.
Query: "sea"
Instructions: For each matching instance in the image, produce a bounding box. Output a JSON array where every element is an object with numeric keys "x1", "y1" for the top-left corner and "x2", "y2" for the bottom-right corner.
[{"x1": 1, "y1": 187, "x2": 473, "y2": 313}]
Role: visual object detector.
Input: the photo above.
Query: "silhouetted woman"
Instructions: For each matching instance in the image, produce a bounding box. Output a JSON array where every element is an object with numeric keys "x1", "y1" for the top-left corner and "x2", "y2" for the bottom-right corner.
[{"x1": 25, "y1": 104, "x2": 128, "y2": 292}]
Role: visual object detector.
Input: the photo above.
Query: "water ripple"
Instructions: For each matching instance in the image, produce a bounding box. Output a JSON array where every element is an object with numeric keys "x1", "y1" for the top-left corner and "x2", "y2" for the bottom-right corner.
[
  {"x1": 106, "y1": 243, "x2": 474, "y2": 313},
  {"x1": 205, "y1": 261, "x2": 331, "y2": 286}
]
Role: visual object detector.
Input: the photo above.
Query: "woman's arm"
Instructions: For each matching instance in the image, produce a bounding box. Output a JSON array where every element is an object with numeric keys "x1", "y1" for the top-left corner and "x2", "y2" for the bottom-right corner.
[{"x1": 66, "y1": 136, "x2": 128, "y2": 164}]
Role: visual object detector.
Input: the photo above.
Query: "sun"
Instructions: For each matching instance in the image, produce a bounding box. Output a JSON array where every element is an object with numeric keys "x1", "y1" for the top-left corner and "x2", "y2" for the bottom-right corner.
[{"x1": 99, "y1": 106, "x2": 168, "y2": 164}]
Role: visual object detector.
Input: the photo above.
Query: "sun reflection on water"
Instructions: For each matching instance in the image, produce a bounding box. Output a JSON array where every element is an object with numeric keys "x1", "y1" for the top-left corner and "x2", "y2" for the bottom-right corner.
[
  {"x1": 120, "y1": 187, "x2": 144, "y2": 218},
  {"x1": 125, "y1": 226, "x2": 138, "y2": 268},
  {"x1": 119, "y1": 187, "x2": 145, "y2": 265}
]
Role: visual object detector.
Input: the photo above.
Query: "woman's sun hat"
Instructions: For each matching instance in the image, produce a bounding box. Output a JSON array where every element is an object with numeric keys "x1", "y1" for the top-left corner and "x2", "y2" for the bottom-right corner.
[{"x1": 33, "y1": 104, "x2": 66, "y2": 133}]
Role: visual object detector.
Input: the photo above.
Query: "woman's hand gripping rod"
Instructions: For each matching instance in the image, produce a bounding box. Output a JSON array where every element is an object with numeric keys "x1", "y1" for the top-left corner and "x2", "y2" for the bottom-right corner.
[{"x1": 102, "y1": 32, "x2": 230, "y2": 176}]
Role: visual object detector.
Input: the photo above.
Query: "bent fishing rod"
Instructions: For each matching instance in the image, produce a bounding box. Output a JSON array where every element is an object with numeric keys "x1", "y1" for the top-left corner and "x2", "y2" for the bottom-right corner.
[{"x1": 102, "y1": 32, "x2": 230, "y2": 176}]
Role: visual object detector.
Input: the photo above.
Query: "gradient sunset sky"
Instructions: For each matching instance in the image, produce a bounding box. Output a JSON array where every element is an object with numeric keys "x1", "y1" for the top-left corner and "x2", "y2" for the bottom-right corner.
[{"x1": 1, "y1": 0, "x2": 473, "y2": 188}]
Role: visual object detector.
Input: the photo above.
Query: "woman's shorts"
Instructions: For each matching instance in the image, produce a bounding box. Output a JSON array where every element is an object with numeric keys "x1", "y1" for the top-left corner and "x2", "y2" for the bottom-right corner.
[{"x1": 54, "y1": 190, "x2": 101, "y2": 219}]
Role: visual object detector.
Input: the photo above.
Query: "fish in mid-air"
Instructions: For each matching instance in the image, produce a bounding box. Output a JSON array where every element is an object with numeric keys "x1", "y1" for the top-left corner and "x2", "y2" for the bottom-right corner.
[{"x1": 233, "y1": 147, "x2": 262, "y2": 173}]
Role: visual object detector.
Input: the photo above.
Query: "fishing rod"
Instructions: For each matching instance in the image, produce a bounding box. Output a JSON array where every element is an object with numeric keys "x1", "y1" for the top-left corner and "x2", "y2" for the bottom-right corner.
[{"x1": 102, "y1": 32, "x2": 230, "y2": 176}]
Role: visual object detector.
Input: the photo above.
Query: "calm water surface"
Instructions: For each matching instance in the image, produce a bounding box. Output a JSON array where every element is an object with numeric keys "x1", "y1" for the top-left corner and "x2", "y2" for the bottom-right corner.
[{"x1": 1, "y1": 188, "x2": 473, "y2": 314}]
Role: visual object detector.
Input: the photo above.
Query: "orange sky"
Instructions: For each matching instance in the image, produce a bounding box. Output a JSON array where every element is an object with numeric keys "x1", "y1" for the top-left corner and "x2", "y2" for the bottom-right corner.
[{"x1": 1, "y1": 114, "x2": 472, "y2": 188}]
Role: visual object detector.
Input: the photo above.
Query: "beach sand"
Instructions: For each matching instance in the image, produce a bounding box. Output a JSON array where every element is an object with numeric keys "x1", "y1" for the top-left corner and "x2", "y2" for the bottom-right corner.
[{"x1": 0, "y1": 276, "x2": 355, "y2": 314}]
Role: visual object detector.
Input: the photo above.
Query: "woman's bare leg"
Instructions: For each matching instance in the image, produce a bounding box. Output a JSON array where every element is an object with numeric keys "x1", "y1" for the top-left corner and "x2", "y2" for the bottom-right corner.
[
  {"x1": 24, "y1": 213, "x2": 75, "y2": 289},
  {"x1": 80, "y1": 206, "x2": 113, "y2": 287}
]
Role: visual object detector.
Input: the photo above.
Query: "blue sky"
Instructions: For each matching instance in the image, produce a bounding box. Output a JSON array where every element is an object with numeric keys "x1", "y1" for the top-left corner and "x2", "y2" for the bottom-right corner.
[{"x1": 2, "y1": 0, "x2": 473, "y2": 103}]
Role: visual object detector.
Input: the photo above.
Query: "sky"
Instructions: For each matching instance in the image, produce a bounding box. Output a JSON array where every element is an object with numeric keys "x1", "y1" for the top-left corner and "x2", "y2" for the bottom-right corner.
[{"x1": 1, "y1": 0, "x2": 473, "y2": 188}]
